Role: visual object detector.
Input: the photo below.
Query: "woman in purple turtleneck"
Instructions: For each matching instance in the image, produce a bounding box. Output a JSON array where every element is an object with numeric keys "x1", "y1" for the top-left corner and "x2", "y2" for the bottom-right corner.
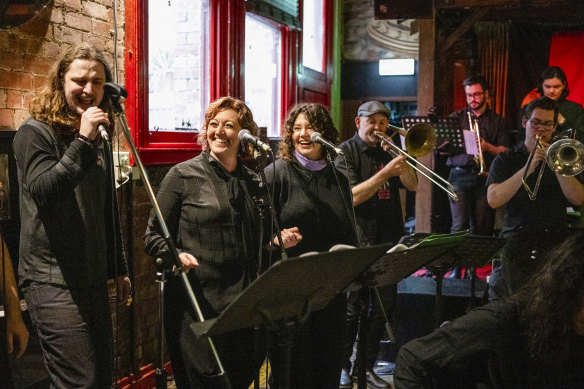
[{"x1": 265, "y1": 102, "x2": 359, "y2": 389}]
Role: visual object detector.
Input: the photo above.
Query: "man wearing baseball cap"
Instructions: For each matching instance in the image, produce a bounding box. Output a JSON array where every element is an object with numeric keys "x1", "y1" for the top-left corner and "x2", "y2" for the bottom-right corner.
[{"x1": 335, "y1": 101, "x2": 417, "y2": 388}]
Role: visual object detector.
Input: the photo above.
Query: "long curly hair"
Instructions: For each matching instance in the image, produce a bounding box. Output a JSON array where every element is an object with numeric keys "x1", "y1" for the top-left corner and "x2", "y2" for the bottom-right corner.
[
  {"x1": 510, "y1": 232, "x2": 584, "y2": 386},
  {"x1": 277, "y1": 102, "x2": 338, "y2": 161},
  {"x1": 29, "y1": 43, "x2": 114, "y2": 140},
  {"x1": 197, "y1": 96, "x2": 259, "y2": 158}
]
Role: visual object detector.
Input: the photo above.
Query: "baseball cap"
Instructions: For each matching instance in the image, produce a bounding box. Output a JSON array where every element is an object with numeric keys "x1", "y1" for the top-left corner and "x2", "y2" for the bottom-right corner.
[{"x1": 357, "y1": 101, "x2": 390, "y2": 118}]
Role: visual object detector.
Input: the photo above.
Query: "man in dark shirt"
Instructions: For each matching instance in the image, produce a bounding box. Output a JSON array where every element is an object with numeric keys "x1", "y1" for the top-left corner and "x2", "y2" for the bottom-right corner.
[
  {"x1": 486, "y1": 96, "x2": 584, "y2": 297},
  {"x1": 13, "y1": 43, "x2": 131, "y2": 388},
  {"x1": 447, "y1": 75, "x2": 511, "y2": 239},
  {"x1": 336, "y1": 101, "x2": 417, "y2": 389}
]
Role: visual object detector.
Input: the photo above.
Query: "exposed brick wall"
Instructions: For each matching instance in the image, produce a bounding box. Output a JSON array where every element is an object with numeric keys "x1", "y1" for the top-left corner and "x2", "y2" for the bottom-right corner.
[
  {"x1": 0, "y1": 0, "x2": 125, "y2": 130},
  {"x1": 0, "y1": 0, "x2": 167, "y2": 384}
]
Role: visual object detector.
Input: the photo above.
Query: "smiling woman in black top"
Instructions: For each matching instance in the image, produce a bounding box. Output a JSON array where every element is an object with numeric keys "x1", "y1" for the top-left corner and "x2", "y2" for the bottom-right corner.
[
  {"x1": 143, "y1": 96, "x2": 299, "y2": 389},
  {"x1": 265, "y1": 102, "x2": 359, "y2": 388}
]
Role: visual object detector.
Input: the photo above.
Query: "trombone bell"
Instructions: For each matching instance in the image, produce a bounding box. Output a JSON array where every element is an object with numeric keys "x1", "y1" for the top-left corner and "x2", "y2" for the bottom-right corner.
[
  {"x1": 547, "y1": 138, "x2": 584, "y2": 176},
  {"x1": 388, "y1": 122, "x2": 436, "y2": 157},
  {"x1": 522, "y1": 136, "x2": 584, "y2": 200}
]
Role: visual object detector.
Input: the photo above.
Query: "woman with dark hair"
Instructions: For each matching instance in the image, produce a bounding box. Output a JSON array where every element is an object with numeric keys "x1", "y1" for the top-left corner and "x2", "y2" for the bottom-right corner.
[
  {"x1": 394, "y1": 232, "x2": 584, "y2": 388},
  {"x1": 265, "y1": 102, "x2": 359, "y2": 388},
  {"x1": 143, "y1": 96, "x2": 299, "y2": 389}
]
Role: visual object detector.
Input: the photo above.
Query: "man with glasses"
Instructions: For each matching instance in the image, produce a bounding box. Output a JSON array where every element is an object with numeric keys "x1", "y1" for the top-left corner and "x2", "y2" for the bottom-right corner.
[
  {"x1": 486, "y1": 97, "x2": 584, "y2": 296},
  {"x1": 446, "y1": 76, "x2": 511, "y2": 253}
]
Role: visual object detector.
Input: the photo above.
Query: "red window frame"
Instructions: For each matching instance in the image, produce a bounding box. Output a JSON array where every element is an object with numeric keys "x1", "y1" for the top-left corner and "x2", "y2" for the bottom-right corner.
[
  {"x1": 124, "y1": 0, "x2": 330, "y2": 165},
  {"x1": 124, "y1": 0, "x2": 247, "y2": 165}
]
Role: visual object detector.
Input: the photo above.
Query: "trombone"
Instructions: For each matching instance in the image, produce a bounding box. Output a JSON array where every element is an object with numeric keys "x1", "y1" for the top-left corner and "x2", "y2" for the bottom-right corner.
[
  {"x1": 467, "y1": 113, "x2": 486, "y2": 175},
  {"x1": 522, "y1": 130, "x2": 584, "y2": 200},
  {"x1": 375, "y1": 123, "x2": 459, "y2": 201}
]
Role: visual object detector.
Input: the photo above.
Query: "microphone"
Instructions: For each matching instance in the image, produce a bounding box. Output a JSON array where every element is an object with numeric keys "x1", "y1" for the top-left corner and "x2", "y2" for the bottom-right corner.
[
  {"x1": 310, "y1": 132, "x2": 344, "y2": 155},
  {"x1": 238, "y1": 129, "x2": 272, "y2": 152},
  {"x1": 98, "y1": 124, "x2": 109, "y2": 141}
]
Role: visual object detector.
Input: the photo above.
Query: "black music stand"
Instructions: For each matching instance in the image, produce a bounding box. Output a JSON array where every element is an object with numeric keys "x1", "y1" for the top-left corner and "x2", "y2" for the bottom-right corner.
[
  {"x1": 402, "y1": 115, "x2": 464, "y2": 155},
  {"x1": 345, "y1": 237, "x2": 464, "y2": 389},
  {"x1": 190, "y1": 243, "x2": 393, "y2": 389},
  {"x1": 398, "y1": 233, "x2": 506, "y2": 327}
]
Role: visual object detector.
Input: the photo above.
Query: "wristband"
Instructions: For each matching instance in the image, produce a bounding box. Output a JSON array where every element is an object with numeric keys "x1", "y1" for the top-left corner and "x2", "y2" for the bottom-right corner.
[{"x1": 76, "y1": 133, "x2": 95, "y2": 144}]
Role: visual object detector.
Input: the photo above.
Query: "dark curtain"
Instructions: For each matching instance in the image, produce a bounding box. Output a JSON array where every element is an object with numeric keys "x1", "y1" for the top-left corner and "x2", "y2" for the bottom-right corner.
[
  {"x1": 476, "y1": 22, "x2": 510, "y2": 118},
  {"x1": 506, "y1": 23, "x2": 552, "y2": 134}
]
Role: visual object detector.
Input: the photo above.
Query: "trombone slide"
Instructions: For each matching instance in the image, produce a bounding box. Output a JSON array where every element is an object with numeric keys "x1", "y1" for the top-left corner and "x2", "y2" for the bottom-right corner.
[{"x1": 373, "y1": 131, "x2": 458, "y2": 201}]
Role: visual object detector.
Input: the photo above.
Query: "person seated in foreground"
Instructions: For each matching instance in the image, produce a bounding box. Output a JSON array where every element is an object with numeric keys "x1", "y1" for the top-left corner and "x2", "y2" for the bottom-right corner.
[{"x1": 394, "y1": 232, "x2": 584, "y2": 389}]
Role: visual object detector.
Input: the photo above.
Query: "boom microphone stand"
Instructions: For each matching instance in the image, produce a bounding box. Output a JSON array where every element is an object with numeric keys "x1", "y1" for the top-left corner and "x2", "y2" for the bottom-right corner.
[{"x1": 103, "y1": 82, "x2": 232, "y2": 389}]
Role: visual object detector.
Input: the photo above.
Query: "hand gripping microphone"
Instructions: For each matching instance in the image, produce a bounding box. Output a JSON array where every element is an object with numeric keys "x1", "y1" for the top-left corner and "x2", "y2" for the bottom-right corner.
[
  {"x1": 310, "y1": 132, "x2": 344, "y2": 155},
  {"x1": 98, "y1": 124, "x2": 109, "y2": 141},
  {"x1": 238, "y1": 129, "x2": 272, "y2": 152}
]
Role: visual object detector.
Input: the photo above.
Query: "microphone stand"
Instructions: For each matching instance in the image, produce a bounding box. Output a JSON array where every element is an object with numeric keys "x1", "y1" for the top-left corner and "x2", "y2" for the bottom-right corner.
[
  {"x1": 326, "y1": 152, "x2": 360, "y2": 247},
  {"x1": 334, "y1": 151, "x2": 395, "y2": 389},
  {"x1": 103, "y1": 83, "x2": 231, "y2": 389},
  {"x1": 155, "y1": 258, "x2": 168, "y2": 389}
]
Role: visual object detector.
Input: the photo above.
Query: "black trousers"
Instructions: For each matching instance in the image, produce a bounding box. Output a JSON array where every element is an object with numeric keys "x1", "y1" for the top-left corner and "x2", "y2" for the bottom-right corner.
[
  {"x1": 22, "y1": 281, "x2": 113, "y2": 389},
  {"x1": 164, "y1": 281, "x2": 266, "y2": 389},
  {"x1": 269, "y1": 293, "x2": 347, "y2": 389}
]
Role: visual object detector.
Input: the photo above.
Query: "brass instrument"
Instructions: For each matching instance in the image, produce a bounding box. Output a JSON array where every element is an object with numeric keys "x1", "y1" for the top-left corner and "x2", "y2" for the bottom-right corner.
[
  {"x1": 375, "y1": 123, "x2": 458, "y2": 201},
  {"x1": 522, "y1": 131, "x2": 584, "y2": 200},
  {"x1": 467, "y1": 112, "x2": 486, "y2": 175}
]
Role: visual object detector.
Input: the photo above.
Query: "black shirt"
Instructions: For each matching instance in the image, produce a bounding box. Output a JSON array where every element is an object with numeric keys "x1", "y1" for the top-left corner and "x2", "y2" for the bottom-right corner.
[
  {"x1": 143, "y1": 152, "x2": 264, "y2": 315},
  {"x1": 13, "y1": 117, "x2": 127, "y2": 288},
  {"x1": 264, "y1": 158, "x2": 358, "y2": 258},
  {"x1": 486, "y1": 143, "x2": 570, "y2": 236},
  {"x1": 335, "y1": 132, "x2": 404, "y2": 246},
  {"x1": 447, "y1": 107, "x2": 511, "y2": 169},
  {"x1": 395, "y1": 299, "x2": 584, "y2": 389}
]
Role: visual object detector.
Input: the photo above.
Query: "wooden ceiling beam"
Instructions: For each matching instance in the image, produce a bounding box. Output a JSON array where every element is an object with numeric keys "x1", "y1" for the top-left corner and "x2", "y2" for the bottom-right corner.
[{"x1": 439, "y1": 7, "x2": 489, "y2": 53}]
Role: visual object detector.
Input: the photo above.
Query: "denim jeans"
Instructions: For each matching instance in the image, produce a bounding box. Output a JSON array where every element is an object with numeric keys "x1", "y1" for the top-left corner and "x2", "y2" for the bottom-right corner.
[{"x1": 22, "y1": 282, "x2": 113, "y2": 389}]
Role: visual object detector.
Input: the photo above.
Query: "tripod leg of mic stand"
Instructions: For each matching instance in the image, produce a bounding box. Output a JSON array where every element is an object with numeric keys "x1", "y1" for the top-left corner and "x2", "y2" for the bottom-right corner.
[
  {"x1": 355, "y1": 289, "x2": 370, "y2": 389},
  {"x1": 468, "y1": 267, "x2": 477, "y2": 311},
  {"x1": 433, "y1": 269, "x2": 445, "y2": 328},
  {"x1": 156, "y1": 262, "x2": 167, "y2": 389},
  {"x1": 373, "y1": 286, "x2": 395, "y2": 343}
]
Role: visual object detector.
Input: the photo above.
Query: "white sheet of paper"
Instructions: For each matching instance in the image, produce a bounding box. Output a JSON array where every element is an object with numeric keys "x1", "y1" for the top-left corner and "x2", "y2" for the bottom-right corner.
[{"x1": 463, "y1": 130, "x2": 480, "y2": 155}]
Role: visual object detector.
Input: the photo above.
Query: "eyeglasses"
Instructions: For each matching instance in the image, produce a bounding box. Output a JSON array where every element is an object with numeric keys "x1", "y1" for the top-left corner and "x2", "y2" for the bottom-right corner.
[
  {"x1": 529, "y1": 119, "x2": 555, "y2": 131},
  {"x1": 466, "y1": 91, "x2": 484, "y2": 99}
]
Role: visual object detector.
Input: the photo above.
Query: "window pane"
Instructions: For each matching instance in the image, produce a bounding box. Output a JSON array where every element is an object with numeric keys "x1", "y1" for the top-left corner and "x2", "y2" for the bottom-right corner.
[
  {"x1": 244, "y1": 15, "x2": 282, "y2": 138},
  {"x1": 302, "y1": 0, "x2": 325, "y2": 73},
  {"x1": 148, "y1": 0, "x2": 209, "y2": 133}
]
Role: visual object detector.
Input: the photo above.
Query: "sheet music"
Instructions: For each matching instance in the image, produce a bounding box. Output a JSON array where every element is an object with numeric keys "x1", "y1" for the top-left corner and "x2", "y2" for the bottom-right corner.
[{"x1": 463, "y1": 130, "x2": 480, "y2": 155}]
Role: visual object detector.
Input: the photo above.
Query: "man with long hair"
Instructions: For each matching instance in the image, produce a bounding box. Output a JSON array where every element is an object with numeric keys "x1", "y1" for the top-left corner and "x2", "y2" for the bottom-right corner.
[
  {"x1": 13, "y1": 43, "x2": 131, "y2": 388},
  {"x1": 394, "y1": 232, "x2": 584, "y2": 388}
]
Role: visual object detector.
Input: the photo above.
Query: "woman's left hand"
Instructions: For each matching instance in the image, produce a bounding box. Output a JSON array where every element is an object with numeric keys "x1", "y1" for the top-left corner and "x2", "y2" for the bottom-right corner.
[{"x1": 272, "y1": 227, "x2": 303, "y2": 249}]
